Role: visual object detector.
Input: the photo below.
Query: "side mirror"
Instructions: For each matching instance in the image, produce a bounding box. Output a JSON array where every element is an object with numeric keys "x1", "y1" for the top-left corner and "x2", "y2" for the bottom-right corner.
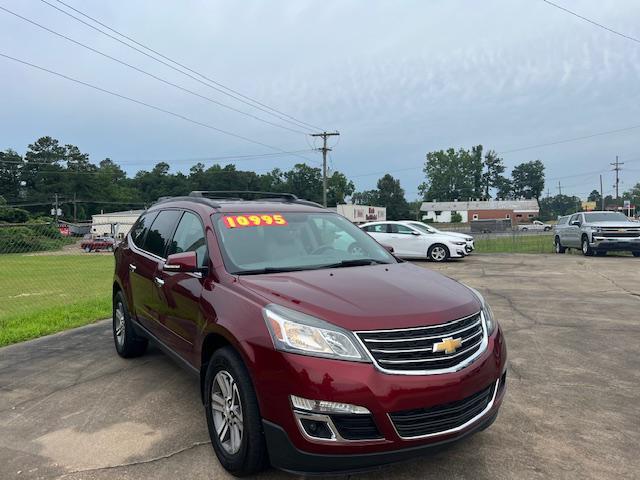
[
  {"x1": 164, "y1": 251, "x2": 198, "y2": 273},
  {"x1": 410, "y1": 231, "x2": 422, "y2": 236},
  {"x1": 570, "y1": 220, "x2": 581, "y2": 227},
  {"x1": 381, "y1": 244, "x2": 394, "y2": 253}
]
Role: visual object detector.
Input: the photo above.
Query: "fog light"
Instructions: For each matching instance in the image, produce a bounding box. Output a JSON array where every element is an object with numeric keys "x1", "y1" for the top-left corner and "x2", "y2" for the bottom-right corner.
[
  {"x1": 299, "y1": 418, "x2": 333, "y2": 439},
  {"x1": 290, "y1": 395, "x2": 370, "y2": 415}
]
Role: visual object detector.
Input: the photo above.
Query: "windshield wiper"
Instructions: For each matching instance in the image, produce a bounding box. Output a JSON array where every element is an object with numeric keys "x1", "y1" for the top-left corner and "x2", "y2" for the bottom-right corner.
[
  {"x1": 321, "y1": 258, "x2": 391, "y2": 269},
  {"x1": 236, "y1": 266, "x2": 311, "y2": 275}
]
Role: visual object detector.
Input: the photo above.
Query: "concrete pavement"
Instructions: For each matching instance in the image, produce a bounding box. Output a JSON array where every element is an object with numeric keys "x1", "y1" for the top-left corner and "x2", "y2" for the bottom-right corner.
[{"x1": 1, "y1": 253, "x2": 639, "y2": 479}]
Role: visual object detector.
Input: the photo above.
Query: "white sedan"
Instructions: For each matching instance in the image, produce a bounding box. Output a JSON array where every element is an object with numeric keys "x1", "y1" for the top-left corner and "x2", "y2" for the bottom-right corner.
[
  {"x1": 405, "y1": 221, "x2": 475, "y2": 253},
  {"x1": 360, "y1": 221, "x2": 469, "y2": 262}
]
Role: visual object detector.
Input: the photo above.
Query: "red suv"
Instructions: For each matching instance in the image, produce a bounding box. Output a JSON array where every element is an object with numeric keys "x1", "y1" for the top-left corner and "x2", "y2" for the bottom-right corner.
[{"x1": 112, "y1": 192, "x2": 506, "y2": 476}]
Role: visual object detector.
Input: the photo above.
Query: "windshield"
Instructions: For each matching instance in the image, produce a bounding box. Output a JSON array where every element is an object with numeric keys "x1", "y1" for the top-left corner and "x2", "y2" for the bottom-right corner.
[
  {"x1": 409, "y1": 222, "x2": 438, "y2": 234},
  {"x1": 584, "y1": 212, "x2": 630, "y2": 222},
  {"x1": 213, "y1": 211, "x2": 396, "y2": 274}
]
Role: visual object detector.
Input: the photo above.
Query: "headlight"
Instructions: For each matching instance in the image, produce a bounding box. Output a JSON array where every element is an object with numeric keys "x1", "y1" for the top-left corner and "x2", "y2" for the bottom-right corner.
[
  {"x1": 263, "y1": 304, "x2": 370, "y2": 362},
  {"x1": 467, "y1": 287, "x2": 497, "y2": 335},
  {"x1": 453, "y1": 241, "x2": 466, "y2": 245}
]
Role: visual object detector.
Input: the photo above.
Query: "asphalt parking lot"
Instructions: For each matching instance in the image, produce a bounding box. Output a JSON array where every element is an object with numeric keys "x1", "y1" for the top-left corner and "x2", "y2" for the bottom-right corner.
[{"x1": 1, "y1": 253, "x2": 639, "y2": 480}]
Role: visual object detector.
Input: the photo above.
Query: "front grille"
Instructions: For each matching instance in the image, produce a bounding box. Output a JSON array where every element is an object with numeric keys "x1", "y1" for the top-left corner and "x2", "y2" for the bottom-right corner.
[
  {"x1": 389, "y1": 381, "x2": 496, "y2": 438},
  {"x1": 599, "y1": 228, "x2": 640, "y2": 238},
  {"x1": 356, "y1": 312, "x2": 485, "y2": 372},
  {"x1": 331, "y1": 414, "x2": 382, "y2": 440}
]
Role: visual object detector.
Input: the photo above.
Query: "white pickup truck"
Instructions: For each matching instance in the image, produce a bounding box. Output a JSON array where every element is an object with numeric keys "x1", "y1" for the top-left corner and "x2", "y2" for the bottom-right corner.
[{"x1": 518, "y1": 220, "x2": 551, "y2": 232}]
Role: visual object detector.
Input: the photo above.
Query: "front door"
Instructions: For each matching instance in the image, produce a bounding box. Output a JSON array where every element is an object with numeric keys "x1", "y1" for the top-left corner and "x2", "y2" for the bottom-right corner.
[
  {"x1": 155, "y1": 211, "x2": 207, "y2": 360},
  {"x1": 388, "y1": 224, "x2": 424, "y2": 257}
]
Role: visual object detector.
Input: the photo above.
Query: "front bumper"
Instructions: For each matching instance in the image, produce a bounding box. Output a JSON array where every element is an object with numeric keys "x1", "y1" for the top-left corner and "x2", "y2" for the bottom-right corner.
[
  {"x1": 251, "y1": 327, "x2": 507, "y2": 473},
  {"x1": 590, "y1": 236, "x2": 640, "y2": 251},
  {"x1": 264, "y1": 408, "x2": 500, "y2": 474}
]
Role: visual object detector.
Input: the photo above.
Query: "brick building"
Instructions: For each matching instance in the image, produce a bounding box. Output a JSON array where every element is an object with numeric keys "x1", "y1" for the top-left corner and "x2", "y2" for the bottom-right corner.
[{"x1": 420, "y1": 199, "x2": 540, "y2": 225}]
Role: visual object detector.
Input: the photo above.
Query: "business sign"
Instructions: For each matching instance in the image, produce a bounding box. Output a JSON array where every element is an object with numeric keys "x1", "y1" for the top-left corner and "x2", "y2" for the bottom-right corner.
[
  {"x1": 337, "y1": 205, "x2": 386, "y2": 223},
  {"x1": 581, "y1": 201, "x2": 596, "y2": 211}
]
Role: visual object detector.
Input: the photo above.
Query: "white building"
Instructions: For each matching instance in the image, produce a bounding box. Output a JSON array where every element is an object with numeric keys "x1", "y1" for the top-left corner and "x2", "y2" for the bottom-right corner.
[
  {"x1": 336, "y1": 204, "x2": 386, "y2": 224},
  {"x1": 91, "y1": 210, "x2": 144, "y2": 238},
  {"x1": 420, "y1": 199, "x2": 540, "y2": 224}
]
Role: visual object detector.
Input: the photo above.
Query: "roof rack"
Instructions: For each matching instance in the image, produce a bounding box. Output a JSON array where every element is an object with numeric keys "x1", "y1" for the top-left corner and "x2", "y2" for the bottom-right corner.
[{"x1": 190, "y1": 191, "x2": 299, "y2": 202}]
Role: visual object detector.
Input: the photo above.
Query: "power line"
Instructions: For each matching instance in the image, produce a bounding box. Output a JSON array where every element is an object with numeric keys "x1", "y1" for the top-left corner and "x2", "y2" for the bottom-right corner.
[
  {"x1": 42, "y1": 0, "x2": 325, "y2": 132},
  {"x1": 611, "y1": 155, "x2": 624, "y2": 200},
  {"x1": 541, "y1": 0, "x2": 640, "y2": 45},
  {"x1": 0, "y1": 51, "x2": 319, "y2": 164},
  {"x1": 0, "y1": 149, "x2": 316, "y2": 167},
  {"x1": 0, "y1": 5, "x2": 308, "y2": 136}
]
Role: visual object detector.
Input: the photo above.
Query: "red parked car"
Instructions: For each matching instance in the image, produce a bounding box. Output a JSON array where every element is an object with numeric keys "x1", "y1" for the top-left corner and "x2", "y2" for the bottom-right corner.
[
  {"x1": 112, "y1": 191, "x2": 507, "y2": 476},
  {"x1": 81, "y1": 236, "x2": 115, "y2": 252}
]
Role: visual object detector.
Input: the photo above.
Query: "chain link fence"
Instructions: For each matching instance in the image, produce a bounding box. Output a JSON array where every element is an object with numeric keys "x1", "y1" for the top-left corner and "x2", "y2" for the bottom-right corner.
[{"x1": 0, "y1": 222, "x2": 129, "y2": 347}]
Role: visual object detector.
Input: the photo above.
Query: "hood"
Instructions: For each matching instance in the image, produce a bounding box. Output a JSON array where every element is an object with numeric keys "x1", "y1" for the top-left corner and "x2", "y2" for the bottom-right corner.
[
  {"x1": 441, "y1": 231, "x2": 473, "y2": 241},
  {"x1": 587, "y1": 221, "x2": 640, "y2": 228},
  {"x1": 238, "y1": 262, "x2": 480, "y2": 331}
]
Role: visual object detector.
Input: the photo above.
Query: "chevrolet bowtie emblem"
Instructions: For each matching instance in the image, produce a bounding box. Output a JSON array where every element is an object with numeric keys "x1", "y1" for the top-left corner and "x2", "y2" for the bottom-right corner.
[{"x1": 433, "y1": 337, "x2": 462, "y2": 354}]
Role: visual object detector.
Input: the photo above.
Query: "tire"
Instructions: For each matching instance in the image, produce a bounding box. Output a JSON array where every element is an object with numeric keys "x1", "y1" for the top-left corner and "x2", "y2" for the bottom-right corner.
[
  {"x1": 581, "y1": 236, "x2": 594, "y2": 256},
  {"x1": 428, "y1": 243, "x2": 449, "y2": 262},
  {"x1": 633, "y1": 251, "x2": 640, "y2": 257},
  {"x1": 521, "y1": 227, "x2": 528, "y2": 232},
  {"x1": 204, "y1": 347, "x2": 267, "y2": 476},
  {"x1": 554, "y1": 236, "x2": 566, "y2": 254},
  {"x1": 112, "y1": 291, "x2": 148, "y2": 358},
  {"x1": 84, "y1": 246, "x2": 92, "y2": 253},
  {"x1": 544, "y1": 226, "x2": 551, "y2": 232}
]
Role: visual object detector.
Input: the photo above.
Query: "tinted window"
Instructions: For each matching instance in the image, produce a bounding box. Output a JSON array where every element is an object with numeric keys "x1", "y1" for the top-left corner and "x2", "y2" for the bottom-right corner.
[
  {"x1": 130, "y1": 212, "x2": 157, "y2": 247},
  {"x1": 569, "y1": 214, "x2": 580, "y2": 224},
  {"x1": 584, "y1": 212, "x2": 629, "y2": 222},
  {"x1": 390, "y1": 224, "x2": 415, "y2": 235},
  {"x1": 167, "y1": 212, "x2": 208, "y2": 267},
  {"x1": 143, "y1": 210, "x2": 182, "y2": 258}
]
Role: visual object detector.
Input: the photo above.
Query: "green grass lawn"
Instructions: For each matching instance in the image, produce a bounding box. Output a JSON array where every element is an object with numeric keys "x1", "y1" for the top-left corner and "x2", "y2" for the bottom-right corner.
[
  {"x1": 0, "y1": 254, "x2": 114, "y2": 347},
  {"x1": 474, "y1": 233, "x2": 555, "y2": 254}
]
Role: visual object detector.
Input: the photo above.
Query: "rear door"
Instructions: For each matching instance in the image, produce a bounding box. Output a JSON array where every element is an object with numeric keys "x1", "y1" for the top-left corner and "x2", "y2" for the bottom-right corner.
[
  {"x1": 155, "y1": 211, "x2": 207, "y2": 359},
  {"x1": 127, "y1": 211, "x2": 158, "y2": 331},
  {"x1": 132, "y1": 209, "x2": 182, "y2": 338},
  {"x1": 362, "y1": 223, "x2": 392, "y2": 244}
]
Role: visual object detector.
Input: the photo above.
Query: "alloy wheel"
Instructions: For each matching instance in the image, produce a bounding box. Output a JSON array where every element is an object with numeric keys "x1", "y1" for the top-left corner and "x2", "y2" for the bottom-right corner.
[
  {"x1": 211, "y1": 370, "x2": 244, "y2": 455},
  {"x1": 114, "y1": 302, "x2": 125, "y2": 347},
  {"x1": 431, "y1": 246, "x2": 446, "y2": 261}
]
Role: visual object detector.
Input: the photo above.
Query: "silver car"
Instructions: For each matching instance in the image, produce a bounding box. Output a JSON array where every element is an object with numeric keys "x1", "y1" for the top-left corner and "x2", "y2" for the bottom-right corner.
[{"x1": 554, "y1": 211, "x2": 640, "y2": 257}]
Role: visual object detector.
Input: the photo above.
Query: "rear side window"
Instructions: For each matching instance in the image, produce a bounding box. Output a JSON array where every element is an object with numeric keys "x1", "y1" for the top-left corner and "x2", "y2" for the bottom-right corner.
[
  {"x1": 143, "y1": 210, "x2": 182, "y2": 258},
  {"x1": 130, "y1": 211, "x2": 158, "y2": 247},
  {"x1": 167, "y1": 211, "x2": 208, "y2": 268}
]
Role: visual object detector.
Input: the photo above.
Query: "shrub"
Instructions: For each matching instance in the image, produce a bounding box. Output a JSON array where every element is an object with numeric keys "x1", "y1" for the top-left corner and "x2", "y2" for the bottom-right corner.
[
  {"x1": 0, "y1": 224, "x2": 73, "y2": 254},
  {"x1": 451, "y1": 212, "x2": 463, "y2": 223}
]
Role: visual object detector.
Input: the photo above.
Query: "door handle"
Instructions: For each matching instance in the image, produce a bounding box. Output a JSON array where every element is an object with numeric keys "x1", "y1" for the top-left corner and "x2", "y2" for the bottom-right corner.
[
  {"x1": 154, "y1": 276, "x2": 165, "y2": 287},
  {"x1": 129, "y1": 263, "x2": 137, "y2": 272}
]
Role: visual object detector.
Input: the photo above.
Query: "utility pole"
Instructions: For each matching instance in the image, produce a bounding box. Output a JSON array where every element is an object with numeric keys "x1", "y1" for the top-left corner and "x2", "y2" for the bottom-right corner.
[
  {"x1": 53, "y1": 193, "x2": 59, "y2": 224},
  {"x1": 73, "y1": 192, "x2": 77, "y2": 223},
  {"x1": 310, "y1": 131, "x2": 340, "y2": 207},
  {"x1": 611, "y1": 156, "x2": 624, "y2": 201},
  {"x1": 557, "y1": 181, "x2": 562, "y2": 196},
  {"x1": 599, "y1": 174, "x2": 604, "y2": 210}
]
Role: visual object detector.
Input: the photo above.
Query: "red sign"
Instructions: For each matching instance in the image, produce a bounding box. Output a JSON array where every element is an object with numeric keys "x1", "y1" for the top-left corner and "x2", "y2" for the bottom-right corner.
[{"x1": 58, "y1": 226, "x2": 70, "y2": 236}]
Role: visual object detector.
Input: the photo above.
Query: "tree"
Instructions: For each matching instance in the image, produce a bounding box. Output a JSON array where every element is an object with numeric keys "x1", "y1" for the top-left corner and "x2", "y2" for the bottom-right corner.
[
  {"x1": 482, "y1": 150, "x2": 508, "y2": 198},
  {"x1": 539, "y1": 194, "x2": 581, "y2": 220},
  {"x1": 326, "y1": 172, "x2": 355, "y2": 206},
  {"x1": 377, "y1": 174, "x2": 409, "y2": 220},
  {"x1": 351, "y1": 190, "x2": 379, "y2": 206},
  {"x1": 511, "y1": 160, "x2": 545, "y2": 200},
  {"x1": 587, "y1": 189, "x2": 601, "y2": 207},
  {"x1": 283, "y1": 164, "x2": 323, "y2": 204},
  {"x1": 0, "y1": 149, "x2": 23, "y2": 201},
  {"x1": 419, "y1": 146, "x2": 487, "y2": 201}
]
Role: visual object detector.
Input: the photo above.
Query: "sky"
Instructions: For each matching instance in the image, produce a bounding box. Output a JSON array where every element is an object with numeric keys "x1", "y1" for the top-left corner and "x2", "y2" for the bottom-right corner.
[{"x1": 1, "y1": 0, "x2": 639, "y2": 200}]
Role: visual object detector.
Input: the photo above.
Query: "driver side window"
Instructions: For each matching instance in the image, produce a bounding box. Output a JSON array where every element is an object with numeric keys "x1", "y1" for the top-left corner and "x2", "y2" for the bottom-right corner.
[{"x1": 390, "y1": 224, "x2": 415, "y2": 235}]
